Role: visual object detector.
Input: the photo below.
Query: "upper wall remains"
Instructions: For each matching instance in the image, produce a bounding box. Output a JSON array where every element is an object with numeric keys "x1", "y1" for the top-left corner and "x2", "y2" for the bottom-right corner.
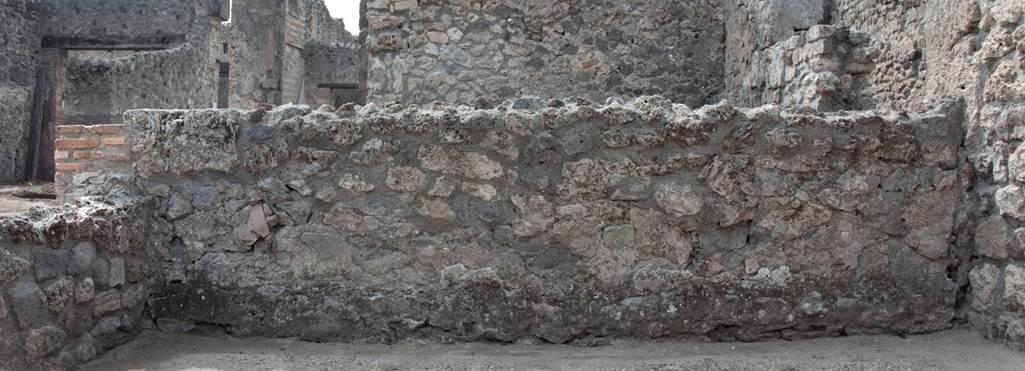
[{"x1": 362, "y1": 0, "x2": 724, "y2": 106}]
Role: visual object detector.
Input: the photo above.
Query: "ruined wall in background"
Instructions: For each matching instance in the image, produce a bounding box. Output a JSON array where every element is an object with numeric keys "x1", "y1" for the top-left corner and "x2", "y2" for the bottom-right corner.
[
  {"x1": 0, "y1": 1, "x2": 40, "y2": 183},
  {"x1": 364, "y1": 0, "x2": 724, "y2": 106},
  {"x1": 103, "y1": 98, "x2": 965, "y2": 343},
  {"x1": 722, "y1": 0, "x2": 831, "y2": 107},
  {"x1": 208, "y1": 0, "x2": 286, "y2": 109},
  {"x1": 210, "y1": 0, "x2": 355, "y2": 108},
  {"x1": 63, "y1": 43, "x2": 217, "y2": 124},
  {"x1": 32, "y1": 0, "x2": 206, "y2": 43},
  {"x1": 0, "y1": 198, "x2": 158, "y2": 369},
  {"x1": 736, "y1": 25, "x2": 875, "y2": 112},
  {"x1": 303, "y1": 42, "x2": 361, "y2": 107}
]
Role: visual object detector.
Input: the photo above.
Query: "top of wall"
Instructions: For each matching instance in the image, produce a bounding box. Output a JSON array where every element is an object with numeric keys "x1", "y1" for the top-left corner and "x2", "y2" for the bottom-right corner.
[{"x1": 31, "y1": 0, "x2": 216, "y2": 47}]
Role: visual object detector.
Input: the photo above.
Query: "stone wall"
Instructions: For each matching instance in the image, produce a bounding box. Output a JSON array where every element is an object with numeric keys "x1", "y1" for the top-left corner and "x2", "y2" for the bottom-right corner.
[
  {"x1": 97, "y1": 97, "x2": 965, "y2": 343},
  {"x1": 734, "y1": 25, "x2": 875, "y2": 112},
  {"x1": 0, "y1": 0, "x2": 40, "y2": 183},
  {"x1": 63, "y1": 42, "x2": 217, "y2": 124},
  {"x1": 723, "y1": 0, "x2": 832, "y2": 107},
  {"x1": 962, "y1": 1, "x2": 1025, "y2": 351},
  {"x1": 32, "y1": 0, "x2": 208, "y2": 43},
  {"x1": 302, "y1": 42, "x2": 361, "y2": 106},
  {"x1": 362, "y1": 0, "x2": 724, "y2": 106},
  {"x1": 820, "y1": 0, "x2": 1025, "y2": 350},
  {"x1": 0, "y1": 197, "x2": 158, "y2": 369},
  {"x1": 209, "y1": 0, "x2": 356, "y2": 108}
]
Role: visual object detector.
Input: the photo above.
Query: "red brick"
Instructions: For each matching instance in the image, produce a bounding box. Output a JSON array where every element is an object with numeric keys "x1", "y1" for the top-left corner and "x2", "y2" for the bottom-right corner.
[
  {"x1": 89, "y1": 124, "x2": 125, "y2": 135},
  {"x1": 55, "y1": 138, "x2": 99, "y2": 149},
  {"x1": 55, "y1": 162, "x2": 88, "y2": 172},
  {"x1": 56, "y1": 125, "x2": 87, "y2": 134},
  {"x1": 101, "y1": 137, "x2": 126, "y2": 146},
  {"x1": 72, "y1": 151, "x2": 105, "y2": 160}
]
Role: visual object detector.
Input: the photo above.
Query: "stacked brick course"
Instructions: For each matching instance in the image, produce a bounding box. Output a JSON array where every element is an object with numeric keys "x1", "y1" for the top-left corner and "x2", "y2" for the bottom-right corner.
[{"x1": 54, "y1": 124, "x2": 129, "y2": 200}]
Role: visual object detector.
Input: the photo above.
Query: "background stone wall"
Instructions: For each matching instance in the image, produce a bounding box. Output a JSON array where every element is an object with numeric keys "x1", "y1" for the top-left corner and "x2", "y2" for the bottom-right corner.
[
  {"x1": 99, "y1": 97, "x2": 965, "y2": 343},
  {"x1": 362, "y1": 0, "x2": 724, "y2": 106},
  {"x1": 0, "y1": 0, "x2": 41, "y2": 183},
  {"x1": 63, "y1": 43, "x2": 217, "y2": 124},
  {"x1": 0, "y1": 198, "x2": 158, "y2": 370},
  {"x1": 733, "y1": 24, "x2": 875, "y2": 112},
  {"x1": 32, "y1": 0, "x2": 208, "y2": 43},
  {"x1": 302, "y1": 42, "x2": 361, "y2": 107}
]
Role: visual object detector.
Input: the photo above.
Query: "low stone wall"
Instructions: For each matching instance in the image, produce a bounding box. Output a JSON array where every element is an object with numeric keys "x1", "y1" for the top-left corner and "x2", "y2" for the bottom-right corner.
[
  {"x1": 0, "y1": 197, "x2": 157, "y2": 369},
  {"x1": 107, "y1": 97, "x2": 966, "y2": 343}
]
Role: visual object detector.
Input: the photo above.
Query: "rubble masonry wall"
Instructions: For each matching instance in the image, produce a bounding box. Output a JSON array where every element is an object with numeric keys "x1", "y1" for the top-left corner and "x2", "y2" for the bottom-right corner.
[
  {"x1": 65, "y1": 97, "x2": 966, "y2": 344},
  {"x1": 0, "y1": 198, "x2": 159, "y2": 369},
  {"x1": 0, "y1": 0, "x2": 41, "y2": 183},
  {"x1": 362, "y1": 0, "x2": 724, "y2": 106}
]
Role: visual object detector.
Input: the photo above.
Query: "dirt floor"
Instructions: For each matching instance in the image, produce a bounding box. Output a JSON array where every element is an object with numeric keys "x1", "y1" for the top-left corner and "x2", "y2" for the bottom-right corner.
[
  {"x1": 80, "y1": 329, "x2": 1024, "y2": 371},
  {"x1": 0, "y1": 182, "x2": 57, "y2": 217}
]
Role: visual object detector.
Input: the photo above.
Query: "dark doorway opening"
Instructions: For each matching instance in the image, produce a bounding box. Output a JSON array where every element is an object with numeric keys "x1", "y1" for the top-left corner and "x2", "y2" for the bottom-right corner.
[
  {"x1": 217, "y1": 61, "x2": 231, "y2": 108},
  {"x1": 317, "y1": 83, "x2": 360, "y2": 107}
]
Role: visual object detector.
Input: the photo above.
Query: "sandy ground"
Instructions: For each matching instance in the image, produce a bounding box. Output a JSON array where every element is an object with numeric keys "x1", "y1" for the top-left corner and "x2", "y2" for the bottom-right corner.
[
  {"x1": 0, "y1": 182, "x2": 56, "y2": 217},
  {"x1": 80, "y1": 329, "x2": 1025, "y2": 371}
]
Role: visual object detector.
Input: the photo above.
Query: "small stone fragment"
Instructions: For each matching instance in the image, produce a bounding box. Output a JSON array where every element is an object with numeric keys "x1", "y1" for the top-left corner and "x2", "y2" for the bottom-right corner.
[
  {"x1": 24, "y1": 326, "x2": 66, "y2": 358},
  {"x1": 1006, "y1": 264, "x2": 1025, "y2": 313},
  {"x1": 419, "y1": 199, "x2": 456, "y2": 220},
  {"x1": 75, "y1": 278, "x2": 95, "y2": 304},
  {"x1": 462, "y1": 182, "x2": 498, "y2": 201},
  {"x1": 428, "y1": 176, "x2": 458, "y2": 197},
  {"x1": 339, "y1": 173, "x2": 376, "y2": 192},
  {"x1": 971, "y1": 263, "x2": 1002, "y2": 312},
  {"x1": 976, "y1": 216, "x2": 1010, "y2": 260},
  {"x1": 386, "y1": 167, "x2": 427, "y2": 192},
  {"x1": 655, "y1": 183, "x2": 703, "y2": 216},
  {"x1": 93, "y1": 290, "x2": 122, "y2": 316}
]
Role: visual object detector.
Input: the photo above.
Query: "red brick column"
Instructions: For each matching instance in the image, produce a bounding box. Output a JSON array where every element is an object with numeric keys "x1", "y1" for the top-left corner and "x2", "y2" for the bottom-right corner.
[{"x1": 54, "y1": 124, "x2": 129, "y2": 200}]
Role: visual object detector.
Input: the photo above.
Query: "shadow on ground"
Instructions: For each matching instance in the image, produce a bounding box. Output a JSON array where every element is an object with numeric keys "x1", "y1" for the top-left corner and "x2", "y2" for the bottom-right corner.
[{"x1": 81, "y1": 329, "x2": 1025, "y2": 371}]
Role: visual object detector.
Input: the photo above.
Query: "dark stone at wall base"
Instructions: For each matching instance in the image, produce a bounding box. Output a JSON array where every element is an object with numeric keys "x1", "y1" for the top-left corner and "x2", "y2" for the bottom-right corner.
[{"x1": 148, "y1": 275, "x2": 956, "y2": 344}]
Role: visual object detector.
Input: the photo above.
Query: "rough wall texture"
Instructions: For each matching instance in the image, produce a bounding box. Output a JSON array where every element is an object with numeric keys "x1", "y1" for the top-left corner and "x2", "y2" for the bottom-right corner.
[
  {"x1": 960, "y1": 1, "x2": 1025, "y2": 351},
  {"x1": 93, "y1": 97, "x2": 965, "y2": 343},
  {"x1": 736, "y1": 25, "x2": 875, "y2": 112},
  {"x1": 0, "y1": 197, "x2": 158, "y2": 370},
  {"x1": 63, "y1": 42, "x2": 217, "y2": 124},
  {"x1": 363, "y1": 0, "x2": 724, "y2": 106},
  {"x1": 209, "y1": 0, "x2": 355, "y2": 108},
  {"x1": 817, "y1": 0, "x2": 1025, "y2": 350},
  {"x1": 723, "y1": 0, "x2": 832, "y2": 107},
  {"x1": 0, "y1": 0, "x2": 40, "y2": 183},
  {"x1": 302, "y1": 42, "x2": 361, "y2": 107},
  {"x1": 208, "y1": 0, "x2": 286, "y2": 109},
  {"x1": 32, "y1": 0, "x2": 206, "y2": 43}
]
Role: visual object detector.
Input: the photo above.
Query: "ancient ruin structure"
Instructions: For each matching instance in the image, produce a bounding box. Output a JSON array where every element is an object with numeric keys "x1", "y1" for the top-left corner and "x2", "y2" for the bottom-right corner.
[
  {"x1": 1, "y1": 0, "x2": 359, "y2": 185},
  {"x1": 1, "y1": 0, "x2": 1024, "y2": 369}
]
